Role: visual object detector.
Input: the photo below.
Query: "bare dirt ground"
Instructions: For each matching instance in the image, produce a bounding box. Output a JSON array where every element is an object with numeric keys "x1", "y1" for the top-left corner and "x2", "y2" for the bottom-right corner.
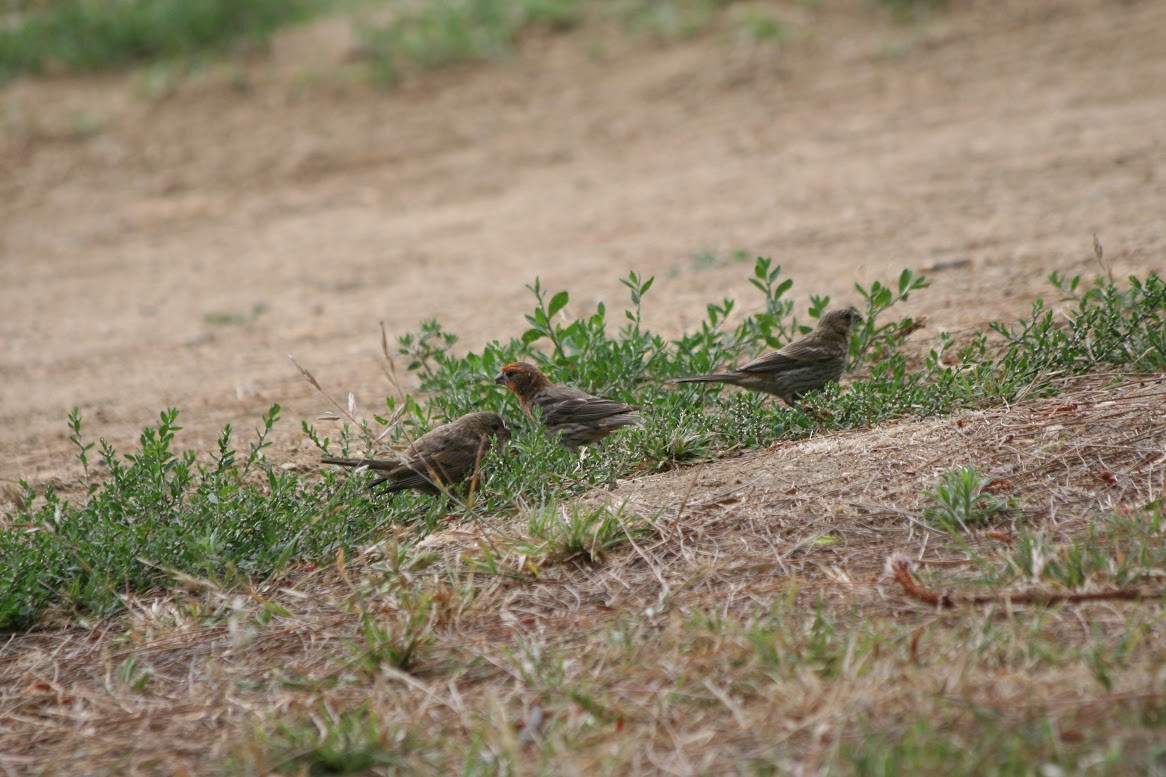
[{"x1": 3, "y1": 0, "x2": 1164, "y2": 492}]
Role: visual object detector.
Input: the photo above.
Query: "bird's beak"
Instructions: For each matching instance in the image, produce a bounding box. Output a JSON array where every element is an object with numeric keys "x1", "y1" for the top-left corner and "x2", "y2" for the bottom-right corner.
[{"x1": 493, "y1": 372, "x2": 506, "y2": 385}]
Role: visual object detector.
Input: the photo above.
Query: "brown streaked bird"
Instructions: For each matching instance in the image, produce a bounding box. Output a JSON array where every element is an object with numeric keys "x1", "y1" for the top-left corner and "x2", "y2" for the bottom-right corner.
[
  {"x1": 493, "y1": 362, "x2": 641, "y2": 449},
  {"x1": 671, "y1": 308, "x2": 863, "y2": 406},
  {"x1": 321, "y1": 411, "x2": 510, "y2": 494}
]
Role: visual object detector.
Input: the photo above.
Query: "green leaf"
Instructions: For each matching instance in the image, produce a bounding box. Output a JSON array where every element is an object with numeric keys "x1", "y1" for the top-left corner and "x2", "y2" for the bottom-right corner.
[
  {"x1": 548, "y1": 290, "x2": 569, "y2": 318},
  {"x1": 898, "y1": 268, "x2": 914, "y2": 294},
  {"x1": 754, "y1": 256, "x2": 771, "y2": 280}
]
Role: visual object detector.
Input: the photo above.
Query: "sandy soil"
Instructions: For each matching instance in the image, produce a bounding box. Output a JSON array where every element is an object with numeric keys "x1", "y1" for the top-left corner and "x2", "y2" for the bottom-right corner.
[{"x1": 2, "y1": 0, "x2": 1165, "y2": 493}]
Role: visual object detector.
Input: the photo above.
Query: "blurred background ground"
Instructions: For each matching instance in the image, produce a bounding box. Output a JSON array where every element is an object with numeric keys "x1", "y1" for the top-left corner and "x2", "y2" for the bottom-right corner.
[{"x1": 2, "y1": 0, "x2": 1164, "y2": 489}]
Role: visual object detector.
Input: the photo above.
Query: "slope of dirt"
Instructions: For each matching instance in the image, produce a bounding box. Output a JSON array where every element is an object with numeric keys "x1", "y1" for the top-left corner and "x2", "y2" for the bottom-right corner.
[{"x1": 3, "y1": 0, "x2": 1164, "y2": 492}]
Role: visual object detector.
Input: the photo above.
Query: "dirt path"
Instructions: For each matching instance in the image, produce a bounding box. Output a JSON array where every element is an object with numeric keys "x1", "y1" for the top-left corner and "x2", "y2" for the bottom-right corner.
[{"x1": 2, "y1": 0, "x2": 1164, "y2": 491}]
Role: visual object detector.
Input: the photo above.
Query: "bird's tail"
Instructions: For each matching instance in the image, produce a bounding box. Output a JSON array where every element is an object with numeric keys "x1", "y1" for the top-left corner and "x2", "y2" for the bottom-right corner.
[
  {"x1": 669, "y1": 374, "x2": 739, "y2": 387},
  {"x1": 322, "y1": 456, "x2": 407, "y2": 492},
  {"x1": 321, "y1": 456, "x2": 366, "y2": 467},
  {"x1": 321, "y1": 456, "x2": 398, "y2": 471}
]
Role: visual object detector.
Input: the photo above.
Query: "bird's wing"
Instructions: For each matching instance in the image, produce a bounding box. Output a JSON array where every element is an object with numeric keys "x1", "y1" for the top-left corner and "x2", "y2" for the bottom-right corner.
[
  {"x1": 535, "y1": 387, "x2": 638, "y2": 426},
  {"x1": 735, "y1": 351, "x2": 803, "y2": 372},
  {"x1": 739, "y1": 338, "x2": 842, "y2": 371},
  {"x1": 404, "y1": 426, "x2": 488, "y2": 486}
]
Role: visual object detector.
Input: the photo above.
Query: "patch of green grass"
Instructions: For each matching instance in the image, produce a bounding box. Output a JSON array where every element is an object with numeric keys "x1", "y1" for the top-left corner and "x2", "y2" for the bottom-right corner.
[
  {"x1": 356, "y1": 0, "x2": 764, "y2": 85},
  {"x1": 733, "y1": 8, "x2": 790, "y2": 46},
  {"x1": 358, "y1": 0, "x2": 584, "y2": 85},
  {"x1": 923, "y1": 465, "x2": 1011, "y2": 533},
  {"x1": 112, "y1": 654, "x2": 153, "y2": 692},
  {"x1": 203, "y1": 302, "x2": 267, "y2": 327},
  {"x1": 4, "y1": 258, "x2": 1163, "y2": 630},
  {"x1": 348, "y1": 596, "x2": 435, "y2": 673},
  {"x1": 518, "y1": 502, "x2": 653, "y2": 565},
  {"x1": 0, "y1": 0, "x2": 322, "y2": 83},
  {"x1": 263, "y1": 704, "x2": 403, "y2": 775},
  {"x1": 0, "y1": 0, "x2": 945, "y2": 87},
  {"x1": 613, "y1": 0, "x2": 729, "y2": 41},
  {"x1": 684, "y1": 599, "x2": 888, "y2": 683},
  {"x1": 839, "y1": 706, "x2": 1163, "y2": 777},
  {"x1": 994, "y1": 500, "x2": 1166, "y2": 592},
  {"x1": 877, "y1": 0, "x2": 948, "y2": 23},
  {"x1": 0, "y1": 405, "x2": 400, "y2": 630}
]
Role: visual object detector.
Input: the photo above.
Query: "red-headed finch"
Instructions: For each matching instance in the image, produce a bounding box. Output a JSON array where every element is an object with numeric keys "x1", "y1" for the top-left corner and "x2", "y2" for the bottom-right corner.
[
  {"x1": 322, "y1": 411, "x2": 510, "y2": 494},
  {"x1": 671, "y1": 308, "x2": 863, "y2": 405},
  {"x1": 493, "y1": 362, "x2": 641, "y2": 449}
]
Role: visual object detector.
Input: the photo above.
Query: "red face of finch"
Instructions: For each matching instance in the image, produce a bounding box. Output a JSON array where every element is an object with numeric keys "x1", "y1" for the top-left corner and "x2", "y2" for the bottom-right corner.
[
  {"x1": 671, "y1": 308, "x2": 863, "y2": 406},
  {"x1": 321, "y1": 411, "x2": 510, "y2": 495},
  {"x1": 493, "y1": 362, "x2": 641, "y2": 449}
]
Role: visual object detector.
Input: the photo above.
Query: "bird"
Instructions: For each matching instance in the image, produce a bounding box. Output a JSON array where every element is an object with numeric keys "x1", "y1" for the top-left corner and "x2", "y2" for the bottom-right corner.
[
  {"x1": 321, "y1": 411, "x2": 510, "y2": 494},
  {"x1": 493, "y1": 362, "x2": 641, "y2": 449},
  {"x1": 670, "y1": 308, "x2": 863, "y2": 406}
]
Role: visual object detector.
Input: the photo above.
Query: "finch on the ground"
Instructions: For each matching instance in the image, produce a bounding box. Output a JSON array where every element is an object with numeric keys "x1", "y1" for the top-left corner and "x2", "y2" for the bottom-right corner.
[
  {"x1": 671, "y1": 308, "x2": 863, "y2": 405},
  {"x1": 493, "y1": 362, "x2": 641, "y2": 449},
  {"x1": 321, "y1": 411, "x2": 510, "y2": 494}
]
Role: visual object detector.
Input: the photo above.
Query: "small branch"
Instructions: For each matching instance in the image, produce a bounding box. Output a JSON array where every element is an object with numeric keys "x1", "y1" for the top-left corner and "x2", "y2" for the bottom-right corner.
[{"x1": 885, "y1": 555, "x2": 1150, "y2": 609}]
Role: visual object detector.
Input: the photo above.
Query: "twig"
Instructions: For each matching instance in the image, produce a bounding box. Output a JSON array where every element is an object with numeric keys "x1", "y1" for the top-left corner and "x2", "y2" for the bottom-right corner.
[{"x1": 886, "y1": 555, "x2": 1150, "y2": 608}]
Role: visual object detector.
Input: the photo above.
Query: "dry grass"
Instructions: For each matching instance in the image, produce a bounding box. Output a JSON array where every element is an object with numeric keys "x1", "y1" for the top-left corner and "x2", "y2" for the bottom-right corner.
[{"x1": 3, "y1": 374, "x2": 1165, "y2": 775}]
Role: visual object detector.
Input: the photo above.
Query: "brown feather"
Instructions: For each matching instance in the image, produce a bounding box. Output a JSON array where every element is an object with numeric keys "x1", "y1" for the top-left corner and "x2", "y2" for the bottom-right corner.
[
  {"x1": 322, "y1": 411, "x2": 510, "y2": 494},
  {"x1": 494, "y1": 362, "x2": 641, "y2": 448},
  {"x1": 671, "y1": 309, "x2": 862, "y2": 406}
]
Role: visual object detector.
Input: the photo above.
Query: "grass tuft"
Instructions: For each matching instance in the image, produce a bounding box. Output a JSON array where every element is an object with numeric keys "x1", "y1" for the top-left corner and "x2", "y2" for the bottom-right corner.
[
  {"x1": 357, "y1": 0, "x2": 584, "y2": 85},
  {"x1": 264, "y1": 704, "x2": 402, "y2": 775},
  {"x1": 923, "y1": 465, "x2": 1012, "y2": 533}
]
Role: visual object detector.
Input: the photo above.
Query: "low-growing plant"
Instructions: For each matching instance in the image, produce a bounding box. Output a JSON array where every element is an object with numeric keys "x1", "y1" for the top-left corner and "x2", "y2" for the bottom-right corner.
[
  {"x1": 0, "y1": 0, "x2": 321, "y2": 83},
  {"x1": 923, "y1": 465, "x2": 1011, "y2": 533},
  {"x1": 112, "y1": 654, "x2": 153, "y2": 692},
  {"x1": 615, "y1": 0, "x2": 727, "y2": 41},
  {"x1": 734, "y1": 9, "x2": 790, "y2": 46},
  {"x1": 265, "y1": 704, "x2": 401, "y2": 775},
  {"x1": 0, "y1": 405, "x2": 390, "y2": 630},
  {"x1": 6, "y1": 258, "x2": 1163, "y2": 629},
  {"x1": 518, "y1": 502, "x2": 653, "y2": 565},
  {"x1": 851, "y1": 267, "x2": 930, "y2": 366},
  {"x1": 999, "y1": 500, "x2": 1165, "y2": 590},
  {"x1": 356, "y1": 0, "x2": 768, "y2": 86},
  {"x1": 358, "y1": 0, "x2": 584, "y2": 85},
  {"x1": 843, "y1": 715, "x2": 1083, "y2": 777},
  {"x1": 350, "y1": 601, "x2": 434, "y2": 673}
]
